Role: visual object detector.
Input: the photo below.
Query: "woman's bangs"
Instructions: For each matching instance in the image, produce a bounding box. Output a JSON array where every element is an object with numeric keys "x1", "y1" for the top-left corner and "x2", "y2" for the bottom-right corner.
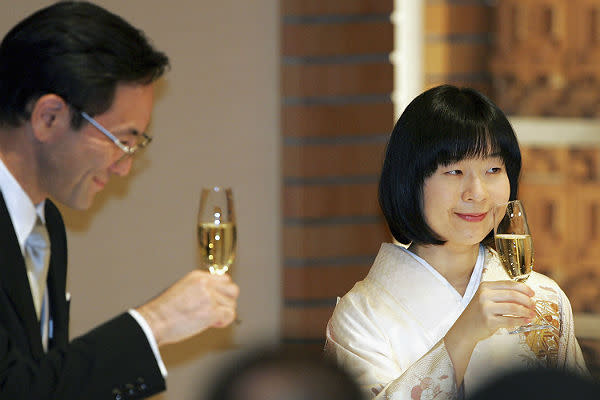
[{"x1": 435, "y1": 126, "x2": 501, "y2": 168}]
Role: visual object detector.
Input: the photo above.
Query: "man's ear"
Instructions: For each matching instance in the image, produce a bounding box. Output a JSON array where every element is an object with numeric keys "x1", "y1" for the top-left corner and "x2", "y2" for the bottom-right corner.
[{"x1": 30, "y1": 94, "x2": 72, "y2": 142}]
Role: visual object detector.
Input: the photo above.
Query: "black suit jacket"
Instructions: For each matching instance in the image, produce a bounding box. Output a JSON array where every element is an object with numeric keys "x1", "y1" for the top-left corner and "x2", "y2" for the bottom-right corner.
[{"x1": 0, "y1": 193, "x2": 165, "y2": 399}]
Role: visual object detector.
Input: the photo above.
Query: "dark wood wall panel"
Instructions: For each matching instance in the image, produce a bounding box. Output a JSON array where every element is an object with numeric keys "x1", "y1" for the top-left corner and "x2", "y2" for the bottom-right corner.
[
  {"x1": 426, "y1": 43, "x2": 490, "y2": 75},
  {"x1": 279, "y1": 0, "x2": 600, "y2": 376},
  {"x1": 283, "y1": 23, "x2": 394, "y2": 56},
  {"x1": 283, "y1": 307, "x2": 337, "y2": 339},
  {"x1": 283, "y1": 183, "x2": 380, "y2": 218},
  {"x1": 519, "y1": 146, "x2": 600, "y2": 377},
  {"x1": 284, "y1": 265, "x2": 370, "y2": 299},
  {"x1": 283, "y1": 0, "x2": 393, "y2": 15},
  {"x1": 283, "y1": 103, "x2": 393, "y2": 136},
  {"x1": 426, "y1": 3, "x2": 492, "y2": 34},
  {"x1": 424, "y1": 0, "x2": 493, "y2": 96},
  {"x1": 491, "y1": 1, "x2": 600, "y2": 118},
  {"x1": 283, "y1": 144, "x2": 385, "y2": 177},
  {"x1": 424, "y1": 80, "x2": 492, "y2": 98},
  {"x1": 284, "y1": 223, "x2": 389, "y2": 258},
  {"x1": 517, "y1": 183, "x2": 569, "y2": 278},
  {"x1": 283, "y1": 63, "x2": 393, "y2": 96},
  {"x1": 572, "y1": 186, "x2": 600, "y2": 267},
  {"x1": 281, "y1": 0, "x2": 394, "y2": 348}
]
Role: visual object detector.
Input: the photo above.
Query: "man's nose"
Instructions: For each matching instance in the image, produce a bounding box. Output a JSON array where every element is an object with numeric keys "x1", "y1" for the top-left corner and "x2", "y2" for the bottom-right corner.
[{"x1": 109, "y1": 155, "x2": 133, "y2": 176}]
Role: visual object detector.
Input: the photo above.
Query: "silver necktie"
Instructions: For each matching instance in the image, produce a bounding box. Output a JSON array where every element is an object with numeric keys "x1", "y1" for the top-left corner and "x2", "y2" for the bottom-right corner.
[{"x1": 25, "y1": 217, "x2": 50, "y2": 321}]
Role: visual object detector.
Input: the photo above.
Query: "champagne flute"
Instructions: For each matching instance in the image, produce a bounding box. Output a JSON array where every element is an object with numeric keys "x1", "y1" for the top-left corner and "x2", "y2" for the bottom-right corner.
[
  {"x1": 197, "y1": 187, "x2": 237, "y2": 275},
  {"x1": 493, "y1": 200, "x2": 552, "y2": 334}
]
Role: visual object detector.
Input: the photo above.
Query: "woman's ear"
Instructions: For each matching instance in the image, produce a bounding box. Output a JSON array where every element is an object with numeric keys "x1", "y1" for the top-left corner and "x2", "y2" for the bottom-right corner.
[{"x1": 30, "y1": 94, "x2": 71, "y2": 142}]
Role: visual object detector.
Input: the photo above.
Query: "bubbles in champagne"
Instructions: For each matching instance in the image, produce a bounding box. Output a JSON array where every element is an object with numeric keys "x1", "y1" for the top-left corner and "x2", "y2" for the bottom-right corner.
[
  {"x1": 197, "y1": 222, "x2": 237, "y2": 275},
  {"x1": 495, "y1": 234, "x2": 534, "y2": 282}
]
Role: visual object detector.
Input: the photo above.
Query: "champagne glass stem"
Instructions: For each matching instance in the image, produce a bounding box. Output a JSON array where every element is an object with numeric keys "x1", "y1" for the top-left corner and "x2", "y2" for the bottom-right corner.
[{"x1": 509, "y1": 300, "x2": 552, "y2": 334}]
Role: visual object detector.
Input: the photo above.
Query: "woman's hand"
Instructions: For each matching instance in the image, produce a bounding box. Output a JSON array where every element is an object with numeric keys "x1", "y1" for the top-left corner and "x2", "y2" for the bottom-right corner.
[
  {"x1": 444, "y1": 280, "x2": 536, "y2": 385},
  {"x1": 458, "y1": 280, "x2": 536, "y2": 341}
]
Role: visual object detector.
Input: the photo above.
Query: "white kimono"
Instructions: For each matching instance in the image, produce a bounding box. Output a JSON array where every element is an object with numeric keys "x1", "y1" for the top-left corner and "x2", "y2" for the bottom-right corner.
[{"x1": 325, "y1": 243, "x2": 588, "y2": 399}]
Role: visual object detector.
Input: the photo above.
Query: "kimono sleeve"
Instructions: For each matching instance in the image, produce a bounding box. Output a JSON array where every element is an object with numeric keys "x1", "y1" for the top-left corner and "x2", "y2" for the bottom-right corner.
[{"x1": 325, "y1": 288, "x2": 458, "y2": 400}]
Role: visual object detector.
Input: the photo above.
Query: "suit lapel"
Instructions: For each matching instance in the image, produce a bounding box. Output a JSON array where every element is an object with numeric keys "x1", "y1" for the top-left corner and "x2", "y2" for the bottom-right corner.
[{"x1": 0, "y1": 191, "x2": 44, "y2": 358}]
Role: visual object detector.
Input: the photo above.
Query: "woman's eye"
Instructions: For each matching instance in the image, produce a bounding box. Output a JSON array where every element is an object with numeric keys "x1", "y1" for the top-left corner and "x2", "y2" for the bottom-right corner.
[
  {"x1": 487, "y1": 167, "x2": 502, "y2": 174},
  {"x1": 446, "y1": 170, "x2": 462, "y2": 175}
]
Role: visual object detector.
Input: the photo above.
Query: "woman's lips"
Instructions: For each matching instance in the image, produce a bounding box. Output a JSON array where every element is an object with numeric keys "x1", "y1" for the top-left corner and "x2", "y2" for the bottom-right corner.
[{"x1": 455, "y1": 212, "x2": 487, "y2": 222}]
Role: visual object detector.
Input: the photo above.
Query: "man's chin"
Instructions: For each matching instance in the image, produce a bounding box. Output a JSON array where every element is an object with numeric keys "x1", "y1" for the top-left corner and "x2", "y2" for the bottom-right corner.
[{"x1": 60, "y1": 193, "x2": 96, "y2": 211}]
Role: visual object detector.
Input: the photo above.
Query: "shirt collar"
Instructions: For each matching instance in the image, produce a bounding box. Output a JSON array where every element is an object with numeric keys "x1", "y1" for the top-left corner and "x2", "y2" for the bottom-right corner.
[{"x1": 0, "y1": 157, "x2": 46, "y2": 253}]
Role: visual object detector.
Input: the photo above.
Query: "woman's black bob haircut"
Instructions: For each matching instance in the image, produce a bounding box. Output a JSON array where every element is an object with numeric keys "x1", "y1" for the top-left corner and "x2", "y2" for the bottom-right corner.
[{"x1": 378, "y1": 84, "x2": 521, "y2": 246}]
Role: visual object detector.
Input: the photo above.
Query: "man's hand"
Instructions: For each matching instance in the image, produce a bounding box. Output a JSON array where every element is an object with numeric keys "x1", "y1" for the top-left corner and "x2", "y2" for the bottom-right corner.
[{"x1": 136, "y1": 270, "x2": 239, "y2": 346}]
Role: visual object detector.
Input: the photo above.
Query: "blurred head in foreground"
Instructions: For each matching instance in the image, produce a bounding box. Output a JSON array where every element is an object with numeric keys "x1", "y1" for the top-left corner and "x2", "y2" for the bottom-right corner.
[
  {"x1": 467, "y1": 367, "x2": 600, "y2": 400},
  {"x1": 205, "y1": 346, "x2": 364, "y2": 400}
]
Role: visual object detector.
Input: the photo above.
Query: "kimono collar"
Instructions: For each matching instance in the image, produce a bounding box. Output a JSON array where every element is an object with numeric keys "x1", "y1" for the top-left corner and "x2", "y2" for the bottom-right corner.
[{"x1": 365, "y1": 243, "x2": 486, "y2": 334}]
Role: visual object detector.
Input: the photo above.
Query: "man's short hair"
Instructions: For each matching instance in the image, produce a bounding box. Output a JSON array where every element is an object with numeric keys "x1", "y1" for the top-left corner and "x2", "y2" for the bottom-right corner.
[
  {"x1": 378, "y1": 84, "x2": 522, "y2": 246},
  {"x1": 0, "y1": 1, "x2": 169, "y2": 128}
]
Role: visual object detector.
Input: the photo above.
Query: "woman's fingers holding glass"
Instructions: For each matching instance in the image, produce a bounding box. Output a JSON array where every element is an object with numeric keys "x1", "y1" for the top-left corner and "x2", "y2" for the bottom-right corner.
[
  {"x1": 490, "y1": 301, "x2": 536, "y2": 319},
  {"x1": 479, "y1": 282, "x2": 536, "y2": 309},
  {"x1": 493, "y1": 315, "x2": 535, "y2": 331},
  {"x1": 479, "y1": 280, "x2": 535, "y2": 297},
  {"x1": 469, "y1": 282, "x2": 537, "y2": 332},
  {"x1": 475, "y1": 300, "x2": 535, "y2": 333},
  {"x1": 489, "y1": 292, "x2": 536, "y2": 313}
]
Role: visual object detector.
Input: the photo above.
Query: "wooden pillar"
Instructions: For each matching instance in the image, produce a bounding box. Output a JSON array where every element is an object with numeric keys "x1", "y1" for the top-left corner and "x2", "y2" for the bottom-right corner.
[
  {"x1": 425, "y1": 0, "x2": 493, "y2": 96},
  {"x1": 281, "y1": 0, "x2": 395, "y2": 352}
]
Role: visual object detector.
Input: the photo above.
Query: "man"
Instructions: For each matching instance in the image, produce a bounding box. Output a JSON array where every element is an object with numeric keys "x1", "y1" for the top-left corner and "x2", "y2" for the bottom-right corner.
[{"x1": 0, "y1": 2, "x2": 239, "y2": 399}]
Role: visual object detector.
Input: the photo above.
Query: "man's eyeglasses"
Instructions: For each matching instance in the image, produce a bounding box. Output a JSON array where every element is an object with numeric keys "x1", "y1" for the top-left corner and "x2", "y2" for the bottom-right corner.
[{"x1": 80, "y1": 111, "x2": 152, "y2": 161}]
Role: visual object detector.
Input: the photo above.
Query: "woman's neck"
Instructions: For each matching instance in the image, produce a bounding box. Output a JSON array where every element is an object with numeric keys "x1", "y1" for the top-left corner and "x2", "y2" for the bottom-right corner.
[{"x1": 409, "y1": 243, "x2": 480, "y2": 296}]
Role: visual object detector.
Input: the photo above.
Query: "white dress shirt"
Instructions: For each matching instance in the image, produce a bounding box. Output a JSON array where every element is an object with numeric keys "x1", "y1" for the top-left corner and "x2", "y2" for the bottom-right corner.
[{"x1": 0, "y1": 157, "x2": 166, "y2": 376}]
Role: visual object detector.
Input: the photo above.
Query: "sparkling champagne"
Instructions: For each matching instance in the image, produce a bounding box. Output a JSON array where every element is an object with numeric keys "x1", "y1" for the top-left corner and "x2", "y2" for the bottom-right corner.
[
  {"x1": 495, "y1": 233, "x2": 534, "y2": 282},
  {"x1": 197, "y1": 222, "x2": 237, "y2": 275}
]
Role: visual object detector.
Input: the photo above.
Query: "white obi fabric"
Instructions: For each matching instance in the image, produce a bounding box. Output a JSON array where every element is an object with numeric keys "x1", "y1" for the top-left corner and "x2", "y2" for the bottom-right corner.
[{"x1": 325, "y1": 243, "x2": 588, "y2": 399}]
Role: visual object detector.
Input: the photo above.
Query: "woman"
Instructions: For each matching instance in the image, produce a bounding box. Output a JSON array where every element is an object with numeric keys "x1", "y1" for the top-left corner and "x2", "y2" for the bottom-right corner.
[{"x1": 324, "y1": 85, "x2": 588, "y2": 399}]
